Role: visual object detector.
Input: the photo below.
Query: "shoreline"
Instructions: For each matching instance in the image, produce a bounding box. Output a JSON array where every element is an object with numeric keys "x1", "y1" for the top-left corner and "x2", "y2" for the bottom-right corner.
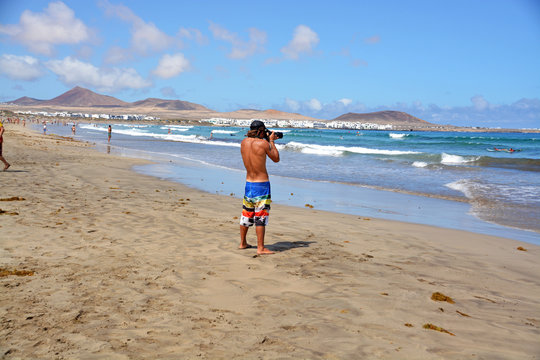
[
  {"x1": 1, "y1": 124, "x2": 539, "y2": 359},
  {"x1": 2, "y1": 107, "x2": 540, "y2": 133}
]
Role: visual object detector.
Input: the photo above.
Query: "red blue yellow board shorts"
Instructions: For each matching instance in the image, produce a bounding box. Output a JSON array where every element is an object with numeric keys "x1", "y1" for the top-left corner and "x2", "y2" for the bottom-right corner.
[{"x1": 240, "y1": 181, "x2": 271, "y2": 227}]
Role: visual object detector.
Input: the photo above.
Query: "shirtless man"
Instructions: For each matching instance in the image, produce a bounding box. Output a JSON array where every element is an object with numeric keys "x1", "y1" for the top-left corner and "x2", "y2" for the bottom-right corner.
[
  {"x1": 0, "y1": 120, "x2": 11, "y2": 171},
  {"x1": 239, "y1": 120, "x2": 280, "y2": 255}
]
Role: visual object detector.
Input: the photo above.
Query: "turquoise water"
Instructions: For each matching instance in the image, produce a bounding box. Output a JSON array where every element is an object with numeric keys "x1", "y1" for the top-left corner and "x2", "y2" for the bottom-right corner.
[{"x1": 38, "y1": 122, "x2": 540, "y2": 243}]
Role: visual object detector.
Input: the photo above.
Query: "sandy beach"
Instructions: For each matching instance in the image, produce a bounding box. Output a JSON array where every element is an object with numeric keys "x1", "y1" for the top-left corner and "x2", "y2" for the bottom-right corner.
[{"x1": 1, "y1": 124, "x2": 539, "y2": 359}]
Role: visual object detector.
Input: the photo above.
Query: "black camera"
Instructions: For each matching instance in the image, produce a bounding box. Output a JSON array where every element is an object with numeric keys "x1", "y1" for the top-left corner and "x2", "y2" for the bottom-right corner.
[{"x1": 264, "y1": 129, "x2": 283, "y2": 140}]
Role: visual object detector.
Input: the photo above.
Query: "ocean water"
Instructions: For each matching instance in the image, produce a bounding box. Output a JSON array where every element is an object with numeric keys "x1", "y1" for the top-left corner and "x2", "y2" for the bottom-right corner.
[{"x1": 36, "y1": 122, "x2": 540, "y2": 244}]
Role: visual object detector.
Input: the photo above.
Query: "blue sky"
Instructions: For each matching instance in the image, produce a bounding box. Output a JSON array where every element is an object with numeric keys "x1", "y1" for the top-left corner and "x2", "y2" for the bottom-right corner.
[{"x1": 0, "y1": 0, "x2": 539, "y2": 128}]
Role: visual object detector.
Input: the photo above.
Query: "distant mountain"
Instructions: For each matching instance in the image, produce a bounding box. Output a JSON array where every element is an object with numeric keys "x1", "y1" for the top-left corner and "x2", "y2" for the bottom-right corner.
[
  {"x1": 333, "y1": 111, "x2": 431, "y2": 125},
  {"x1": 9, "y1": 96, "x2": 44, "y2": 106},
  {"x1": 8, "y1": 87, "x2": 211, "y2": 111},
  {"x1": 130, "y1": 98, "x2": 208, "y2": 111},
  {"x1": 42, "y1": 86, "x2": 129, "y2": 107}
]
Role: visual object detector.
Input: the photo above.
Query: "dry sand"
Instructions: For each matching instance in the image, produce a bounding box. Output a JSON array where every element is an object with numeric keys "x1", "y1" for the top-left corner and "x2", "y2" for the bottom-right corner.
[{"x1": 1, "y1": 124, "x2": 539, "y2": 359}]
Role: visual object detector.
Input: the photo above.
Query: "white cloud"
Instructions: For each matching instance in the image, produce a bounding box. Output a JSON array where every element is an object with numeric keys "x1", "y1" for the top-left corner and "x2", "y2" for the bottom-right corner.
[
  {"x1": 281, "y1": 25, "x2": 319, "y2": 60},
  {"x1": 338, "y1": 98, "x2": 352, "y2": 106},
  {"x1": 0, "y1": 1, "x2": 90, "y2": 56},
  {"x1": 131, "y1": 21, "x2": 172, "y2": 54},
  {"x1": 285, "y1": 98, "x2": 300, "y2": 112},
  {"x1": 46, "y1": 56, "x2": 151, "y2": 92},
  {"x1": 152, "y1": 53, "x2": 190, "y2": 79},
  {"x1": 308, "y1": 98, "x2": 322, "y2": 111},
  {"x1": 178, "y1": 27, "x2": 208, "y2": 45},
  {"x1": 471, "y1": 95, "x2": 489, "y2": 111},
  {"x1": 0, "y1": 54, "x2": 43, "y2": 81},
  {"x1": 209, "y1": 22, "x2": 266, "y2": 59},
  {"x1": 100, "y1": 1, "x2": 173, "y2": 55}
]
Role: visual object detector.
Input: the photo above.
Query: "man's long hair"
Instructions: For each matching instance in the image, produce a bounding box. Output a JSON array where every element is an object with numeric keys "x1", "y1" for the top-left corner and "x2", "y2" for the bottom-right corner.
[{"x1": 247, "y1": 128, "x2": 265, "y2": 138}]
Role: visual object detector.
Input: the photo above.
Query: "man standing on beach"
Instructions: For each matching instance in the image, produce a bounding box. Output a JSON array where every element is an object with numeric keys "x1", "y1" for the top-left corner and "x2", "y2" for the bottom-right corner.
[
  {"x1": 0, "y1": 120, "x2": 11, "y2": 171},
  {"x1": 108, "y1": 125, "x2": 112, "y2": 143},
  {"x1": 239, "y1": 120, "x2": 280, "y2": 255}
]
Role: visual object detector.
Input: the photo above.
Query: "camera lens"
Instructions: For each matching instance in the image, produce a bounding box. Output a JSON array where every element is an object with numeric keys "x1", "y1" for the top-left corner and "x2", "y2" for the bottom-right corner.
[{"x1": 265, "y1": 129, "x2": 283, "y2": 140}]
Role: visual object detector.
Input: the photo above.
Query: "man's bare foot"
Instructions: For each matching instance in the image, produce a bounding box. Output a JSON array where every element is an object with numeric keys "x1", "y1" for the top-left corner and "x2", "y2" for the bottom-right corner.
[
  {"x1": 257, "y1": 247, "x2": 275, "y2": 255},
  {"x1": 238, "y1": 244, "x2": 253, "y2": 250},
  {"x1": 3, "y1": 164, "x2": 9, "y2": 171}
]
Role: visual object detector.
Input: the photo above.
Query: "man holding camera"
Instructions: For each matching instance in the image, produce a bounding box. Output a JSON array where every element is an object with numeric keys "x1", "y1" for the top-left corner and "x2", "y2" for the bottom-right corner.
[{"x1": 239, "y1": 120, "x2": 281, "y2": 255}]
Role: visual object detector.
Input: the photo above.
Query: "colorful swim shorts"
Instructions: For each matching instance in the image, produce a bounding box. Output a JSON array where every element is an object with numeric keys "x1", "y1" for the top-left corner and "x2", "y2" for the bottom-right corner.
[{"x1": 240, "y1": 181, "x2": 271, "y2": 227}]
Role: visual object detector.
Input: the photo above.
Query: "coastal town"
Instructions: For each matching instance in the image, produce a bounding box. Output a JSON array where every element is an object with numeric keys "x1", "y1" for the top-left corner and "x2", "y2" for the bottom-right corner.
[{"x1": 7, "y1": 109, "x2": 409, "y2": 131}]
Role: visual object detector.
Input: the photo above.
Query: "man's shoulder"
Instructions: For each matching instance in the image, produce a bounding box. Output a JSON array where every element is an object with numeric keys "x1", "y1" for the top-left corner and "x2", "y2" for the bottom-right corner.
[{"x1": 242, "y1": 137, "x2": 266, "y2": 145}]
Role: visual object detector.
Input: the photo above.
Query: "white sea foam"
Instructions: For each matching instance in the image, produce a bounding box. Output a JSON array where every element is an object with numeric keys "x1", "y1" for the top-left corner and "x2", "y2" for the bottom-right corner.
[
  {"x1": 445, "y1": 179, "x2": 474, "y2": 198},
  {"x1": 440, "y1": 153, "x2": 478, "y2": 165},
  {"x1": 159, "y1": 126, "x2": 190, "y2": 132},
  {"x1": 412, "y1": 161, "x2": 428, "y2": 168},
  {"x1": 80, "y1": 124, "x2": 240, "y2": 147},
  {"x1": 115, "y1": 124, "x2": 150, "y2": 128},
  {"x1": 211, "y1": 130, "x2": 238, "y2": 134},
  {"x1": 389, "y1": 133, "x2": 407, "y2": 139},
  {"x1": 80, "y1": 124, "x2": 110, "y2": 132},
  {"x1": 285, "y1": 141, "x2": 420, "y2": 157},
  {"x1": 168, "y1": 125, "x2": 193, "y2": 129},
  {"x1": 446, "y1": 179, "x2": 539, "y2": 205}
]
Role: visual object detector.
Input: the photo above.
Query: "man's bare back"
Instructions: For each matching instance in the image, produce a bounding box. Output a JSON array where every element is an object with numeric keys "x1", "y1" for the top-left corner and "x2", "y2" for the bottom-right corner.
[{"x1": 240, "y1": 135, "x2": 280, "y2": 182}]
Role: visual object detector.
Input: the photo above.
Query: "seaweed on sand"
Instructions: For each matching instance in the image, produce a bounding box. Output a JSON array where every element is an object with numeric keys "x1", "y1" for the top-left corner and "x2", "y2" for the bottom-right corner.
[
  {"x1": 431, "y1": 292, "x2": 455, "y2": 303},
  {"x1": 423, "y1": 323, "x2": 455, "y2": 336},
  {"x1": 0, "y1": 268, "x2": 35, "y2": 277}
]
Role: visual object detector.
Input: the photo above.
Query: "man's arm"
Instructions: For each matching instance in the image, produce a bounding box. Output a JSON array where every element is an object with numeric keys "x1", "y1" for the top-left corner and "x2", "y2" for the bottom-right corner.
[{"x1": 266, "y1": 132, "x2": 280, "y2": 163}]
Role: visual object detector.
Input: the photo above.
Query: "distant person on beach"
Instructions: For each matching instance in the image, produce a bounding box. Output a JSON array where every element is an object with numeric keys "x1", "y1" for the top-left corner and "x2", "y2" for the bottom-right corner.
[
  {"x1": 0, "y1": 120, "x2": 11, "y2": 171},
  {"x1": 239, "y1": 120, "x2": 280, "y2": 255},
  {"x1": 43, "y1": 123, "x2": 47, "y2": 134},
  {"x1": 72, "y1": 124, "x2": 76, "y2": 135},
  {"x1": 108, "y1": 125, "x2": 112, "y2": 143}
]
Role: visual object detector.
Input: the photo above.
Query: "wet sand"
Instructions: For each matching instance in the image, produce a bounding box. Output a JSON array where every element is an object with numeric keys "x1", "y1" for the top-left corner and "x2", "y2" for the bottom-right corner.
[{"x1": 1, "y1": 124, "x2": 539, "y2": 359}]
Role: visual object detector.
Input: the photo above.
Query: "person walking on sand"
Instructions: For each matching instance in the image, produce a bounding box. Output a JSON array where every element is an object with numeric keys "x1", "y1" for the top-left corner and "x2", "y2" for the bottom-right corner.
[
  {"x1": 239, "y1": 120, "x2": 280, "y2": 255},
  {"x1": 0, "y1": 120, "x2": 11, "y2": 171},
  {"x1": 108, "y1": 125, "x2": 112, "y2": 143}
]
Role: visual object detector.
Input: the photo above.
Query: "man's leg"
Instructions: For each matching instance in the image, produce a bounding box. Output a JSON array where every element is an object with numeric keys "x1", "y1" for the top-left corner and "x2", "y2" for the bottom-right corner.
[
  {"x1": 0, "y1": 146, "x2": 9, "y2": 171},
  {"x1": 0, "y1": 156, "x2": 9, "y2": 170},
  {"x1": 239, "y1": 225, "x2": 251, "y2": 249},
  {"x1": 255, "y1": 226, "x2": 274, "y2": 255}
]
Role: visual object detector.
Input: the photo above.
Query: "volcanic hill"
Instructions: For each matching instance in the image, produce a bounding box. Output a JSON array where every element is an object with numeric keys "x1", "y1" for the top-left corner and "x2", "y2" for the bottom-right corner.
[{"x1": 333, "y1": 111, "x2": 431, "y2": 125}]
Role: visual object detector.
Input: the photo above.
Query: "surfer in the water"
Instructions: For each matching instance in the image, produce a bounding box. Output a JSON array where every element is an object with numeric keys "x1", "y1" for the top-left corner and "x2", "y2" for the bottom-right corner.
[{"x1": 492, "y1": 147, "x2": 518, "y2": 152}]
